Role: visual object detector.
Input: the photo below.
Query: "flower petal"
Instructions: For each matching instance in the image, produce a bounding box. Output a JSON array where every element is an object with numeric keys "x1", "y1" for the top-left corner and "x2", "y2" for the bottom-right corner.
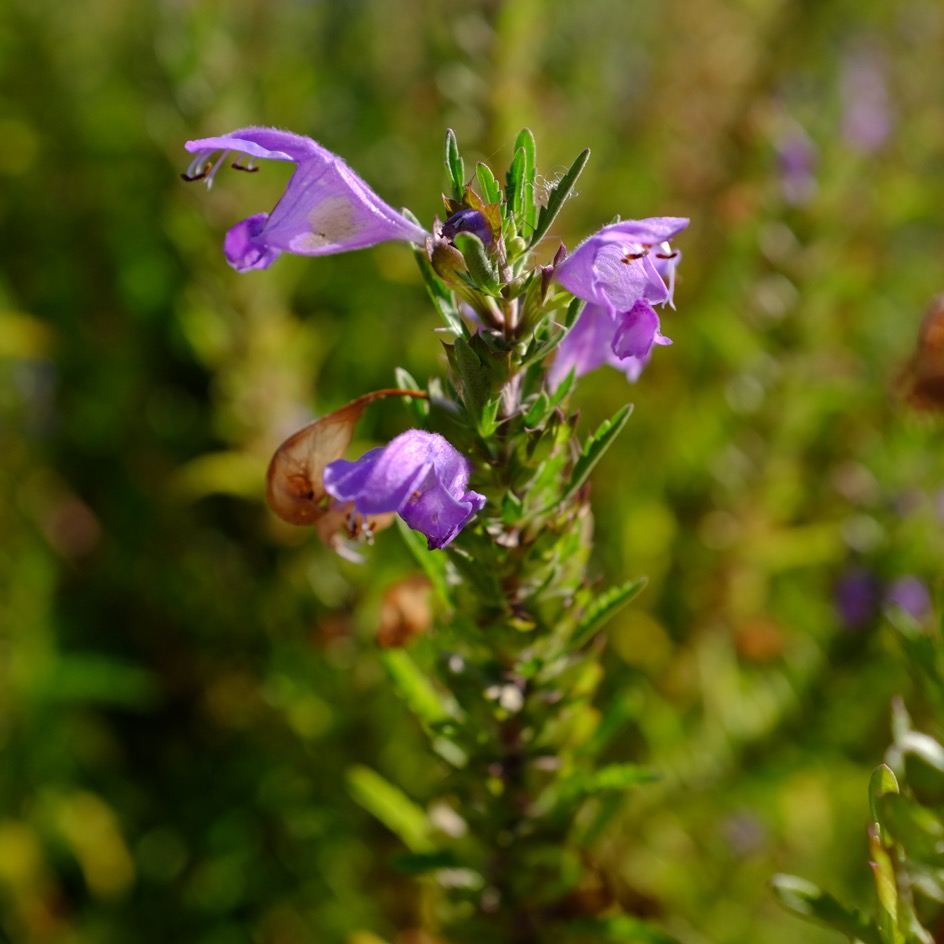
[
  {"x1": 612, "y1": 300, "x2": 671, "y2": 360},
  {"x1": 323, "y1": 430, "x2": 485, "y2": 549},
  {"x1": 263, "y1": 157, "x2": 428, "y2": 256},
  {"x1": 548, "y1": 304, "x2": 618, "y2": 388},
  {"x1": 184, "y1": 127, "x2": 429, "y2": 266},
  {"x1": 556, "y1": 218, "x2": 689, "y2": 313},
  {"x1": 185, "y1": 127, "x2": 325, "y2": 164},
  {"x1": 224, "y1": 213, "x2": 282, "y2": 272}
]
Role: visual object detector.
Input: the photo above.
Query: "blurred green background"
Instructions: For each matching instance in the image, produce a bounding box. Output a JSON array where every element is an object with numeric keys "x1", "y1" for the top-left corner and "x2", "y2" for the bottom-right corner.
[{"x1": 3, "y1": 0, "x2": 944, "y2": 941}]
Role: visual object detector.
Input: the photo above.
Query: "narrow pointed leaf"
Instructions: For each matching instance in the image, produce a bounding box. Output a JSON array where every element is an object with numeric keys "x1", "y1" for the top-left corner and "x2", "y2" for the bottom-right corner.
[
  {"x1": 475, "y1": 162, "x2": 502, "y2": 207},
  {"x1": 512, "y1": 128, "x2": 537, "y2": 233},
  {"x1": 453, "y1": 231, "x2": 501, "y2": 295},
  {"x1": 505, "y1": 146, "x2": 527, "y2": 230},
  {"x1": 562, "y1": 762, "x2": 659, "y2": 800},
  {"x1": 520, "y1": 297, "x2": 585, "y2": 370},
  {"x1": 347, "y1": 766, "x2": 432, "y2": 853},
  {"x1": 572, "y1": 577, "x2": 648, "y2": 649},
  {"x1": 412, "y1": 244, "x2": 466, "y2": 336},
  {"x1": 867, "y1": 825, "x2": 901, "y2": 944},
  {"x1": 870, "y1": 764, "x2": 900, "y2": 845},
  {"x1": 561, "y1": 403, "x2": 633, "y2": 504},
  {"x1": 394, "y1": 367, "x2": 430, "y2": 423},
  {"x1": 381, "y1": 649, "x2": 452, "y2": 726},
  {"x1": 529, "y1": 147, "x2": 591, "y2": 248},
  {"x1": 771, "y1": 875, "x2": 882, "y2": 944},
  {"x1": 395, "y1": 517, "x2": 452, "y2": 607},
  {"x1": 444, "y1": 128, "x2": 465, "y2": 201}
]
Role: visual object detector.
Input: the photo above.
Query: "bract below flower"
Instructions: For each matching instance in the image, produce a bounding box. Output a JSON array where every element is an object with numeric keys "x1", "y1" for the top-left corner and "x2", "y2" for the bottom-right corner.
[
  {"x1": 551, "y1": 217, "x2": 687, "y2": 386},
  {"x1": 184, "y1": 127, "x2": 429, "y2": 272},
  {"x1": 323, "y1": 430, "x2": 485, "y2": 550}
]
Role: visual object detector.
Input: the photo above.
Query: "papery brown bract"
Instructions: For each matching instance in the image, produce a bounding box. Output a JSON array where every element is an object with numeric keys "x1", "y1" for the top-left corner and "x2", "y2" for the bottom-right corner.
[
  {"x1": 377, "y1": 575, "x2": 433, "y2": 648},
  {"x1": 899, "y1": 295, "x2": 944, "y2": 411},
  {"x1": 265, "y1": 389, "x2": 426, "y2": 526}
]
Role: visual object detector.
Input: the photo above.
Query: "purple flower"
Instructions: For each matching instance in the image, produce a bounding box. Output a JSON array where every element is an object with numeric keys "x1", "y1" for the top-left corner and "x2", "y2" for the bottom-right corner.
[
  {"x1": 183, "y1": 128, "x2": 428, "y2": 272},
  {"x1": 835, "y1": 568, "x2": 881, "y2": 631},
  {"x1": 775, "y1": 120, "x2": 818, "y2": 206},
  {"x1": 841, "y1": 45, "x2": 892, "y2": 155},
  {"x1": 549, "y1": 217, "x2": 687, "y2": 387},
  {"x1": 323, "y1": 430, "x2": 486, "y2": 550},
  {"x1": 886, "y1": 576, "x2": 932, "y2": 621}
]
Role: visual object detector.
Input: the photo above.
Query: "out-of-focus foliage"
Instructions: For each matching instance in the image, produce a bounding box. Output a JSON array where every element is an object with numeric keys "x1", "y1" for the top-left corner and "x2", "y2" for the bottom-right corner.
[
  {"x1": 2, "y1": 0, "x2": 944, "y2": 942},
  {"x1": 774, "y1": 607, "x2": 944, "y2": 943}
]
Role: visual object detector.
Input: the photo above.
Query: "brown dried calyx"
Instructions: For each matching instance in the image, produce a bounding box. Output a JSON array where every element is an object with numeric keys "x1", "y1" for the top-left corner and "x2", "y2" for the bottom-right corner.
[{"x1": 265, "y1": 389, "x2": 427, "y2": 548}]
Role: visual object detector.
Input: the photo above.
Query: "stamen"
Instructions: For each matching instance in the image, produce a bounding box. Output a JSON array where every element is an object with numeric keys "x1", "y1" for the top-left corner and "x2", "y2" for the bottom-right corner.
[
  {"x1": 180, "y1": 161, "x2": 212, "y2": 183},
  {"x1": 621, "y1": 249, "x2": 648, "y2": 264},
  {"x1": 203, "y1": 151, "x2": 230, "y2": 189},
  {"x1": 655, "y1": 250, "x2": 680, "y2": 261},
  {"x1": 232, "y1": 160, "x2": 259, "y2": 173}
]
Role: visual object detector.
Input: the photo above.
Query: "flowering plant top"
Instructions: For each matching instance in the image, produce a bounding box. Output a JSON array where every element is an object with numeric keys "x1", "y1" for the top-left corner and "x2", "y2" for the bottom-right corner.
[
  {"x1": 184, "y1": 124, "x2": 690, "y2": 940},
  {"x1": 183, "y1": 126, "x2": 688, "y2": 555}
]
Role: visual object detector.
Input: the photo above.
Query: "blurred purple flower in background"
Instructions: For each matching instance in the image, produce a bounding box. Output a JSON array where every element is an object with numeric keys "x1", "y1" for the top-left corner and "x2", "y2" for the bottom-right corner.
[
  {"x1": 886, "y1": 576, "x2": 932, "y2": 621},
  {"x1": 835, "y1": 568, "x2": 882, "y2": 631},
  {"x1": 840, "y1": 44, "x2": 892, "y2": 154},
  {"x1": 549, "y1": 217, "x2": 688, "y2": 387},
  {"x1": 776, "y1": 120, "x2": 818, "y2": 206},
  {"x1": 323, "y1": 430, "x2": 485, "y2": 550},
  {"x1": 184, "y1": 128, "x2": 428, "y2": 272}
]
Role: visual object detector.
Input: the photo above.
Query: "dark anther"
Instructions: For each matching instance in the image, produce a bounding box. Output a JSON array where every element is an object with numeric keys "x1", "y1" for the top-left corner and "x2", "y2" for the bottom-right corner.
[
  {"x1": 655, "y1": 250, "x2": 680, "y2": 261},
  {"x1": 621, "y1": 250, "x2": 648, "y2": 264},
  {"x1": 180, "y1": 161, "x2": 212, "y2": 182},
  {"x1": 231, "y1": 161, "x2": 259, "y2": 173}
]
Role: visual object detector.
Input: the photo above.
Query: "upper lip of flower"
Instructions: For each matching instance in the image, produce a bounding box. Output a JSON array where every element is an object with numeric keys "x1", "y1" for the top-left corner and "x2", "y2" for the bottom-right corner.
[{"x1": 555, "y1": 216, "x2": 689, "y2": 314}]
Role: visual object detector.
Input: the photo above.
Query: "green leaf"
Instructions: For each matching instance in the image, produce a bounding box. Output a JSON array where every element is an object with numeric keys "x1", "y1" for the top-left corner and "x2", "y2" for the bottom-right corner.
[
  {"x1": 528, "y1": 147, "x2": 591, "y2": 248},
  {"x1": 389, "y1": 849, "x2": 462, "y2": 875},
  {"x1": 870, "y1": 764, "x2": 900, "y2": 844},
  {"x1": 412, "y1": 244, "x2": 466, "y2": 336},
  {"x1": 877, "y1": 793, "x2": 944, "y2": 866},
  {"x1": 453, "y1": 231, "x2": 501, "y2": 295},
  {"x1": 899, "y1": 731, "x2": 944, "y2": 804},
  {"x1": 444, "y1": 128, "x2": 465, "y2": 201},
  {"x1": 478, "y1": 397, "x2": 502, "y2": 438},
  {"x1": 380, "y1": 649, "x2": 452, "y2": 726},
  {"x1": 347, "y1": 765, "x2": 432, "y2": 852},
  {"x1": 578, "y1": 691, "x2": 641, "y2": 758},
  {"x1": 562, "y1": 762, "x2": 659, "y2": 800},
  {"x1": 561, "y1": 403, "x2": 633, "y2": 504},
  {"x1": 475, "y1": 161, "x2": 502, "y2": 206},
  {"x1": 512, "y1": 128, "x2": 537, "y2": 234},
  {"x1": 395, "y1": 517, "x2": 452, "y2": 607},
  {"x1": 867, "y1": 825, "x2": 902, "y2": 944},
  {"x1": 393, "y1": 367, "x2": 430, "y2": 423},
  {"x1": 571, "y1": 577, "x2": 648, "y2": 650},
  {"x1": 505, "y1": 146, "x2": 527, "y2": 232},
  {"x1": 452, "y1": 335, "x2": 491, "y2": 415},
  {"x1": 567, "y1": 914, "x2": 679, "y2": 943},
  {"x1": 519, "y1": 297, "x2": 585, "y2": 370},
  {"x1": 38, "y1": 654, "x2": 160, "y2": 710},
  {"x1": 523, "y1": 366, "x2": 576, "y2": 428},
  {"x1": 771, "y1": 874, "x2": 882, "y2": 944}
]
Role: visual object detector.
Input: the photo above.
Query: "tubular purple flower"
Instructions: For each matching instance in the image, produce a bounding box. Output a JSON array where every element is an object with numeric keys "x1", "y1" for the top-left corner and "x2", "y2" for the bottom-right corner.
[
  {"x1": 183, "y1": 128, "x2": 429, "y2": 272},
  {"x1": 551, "y1": 217, "x2": 687, "y2": 386},
  {"x1": 323, "y1": 430, "x2": 486, "y2": 550}
]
